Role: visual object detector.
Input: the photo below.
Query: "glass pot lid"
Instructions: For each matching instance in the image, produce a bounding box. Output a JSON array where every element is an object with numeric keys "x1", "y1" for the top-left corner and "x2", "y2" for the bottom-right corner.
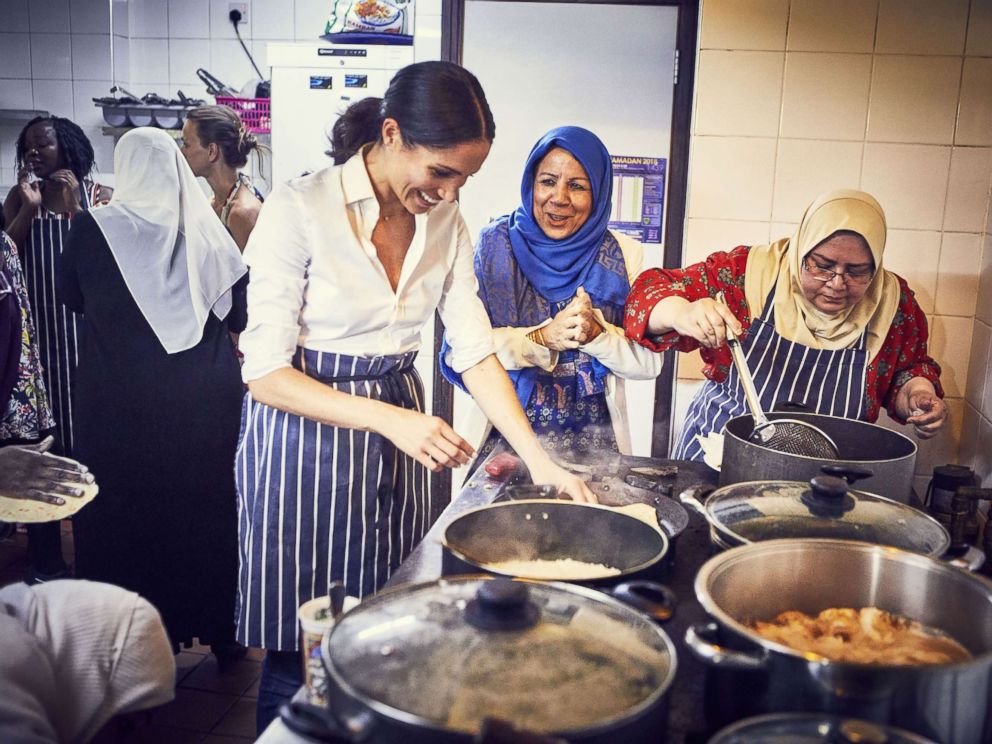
[
  {"x1": 704, "y1": 475, "x2": 950, "y2": 556},
  {"x1": 709, "y1": 713, "x2": 938, "y2": 743},
  {"x1": 322, "y1": 576, "x2": 675, "y2": 735}
]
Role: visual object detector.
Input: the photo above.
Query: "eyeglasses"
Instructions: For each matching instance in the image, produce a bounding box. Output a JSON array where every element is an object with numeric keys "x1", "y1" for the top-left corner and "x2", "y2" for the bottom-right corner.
[{"x1": 802, "y1": 257, "x2": 875, "y2": 286}]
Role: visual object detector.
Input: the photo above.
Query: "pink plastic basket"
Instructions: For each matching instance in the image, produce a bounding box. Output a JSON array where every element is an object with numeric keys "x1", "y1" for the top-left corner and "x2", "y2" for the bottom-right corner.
[{"x1": 215, "y1": 96, "x2": 270, "y2": 134}]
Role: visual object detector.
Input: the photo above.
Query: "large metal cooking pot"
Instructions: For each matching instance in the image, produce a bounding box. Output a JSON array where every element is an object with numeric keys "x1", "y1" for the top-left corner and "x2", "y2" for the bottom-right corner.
[
  {"x1": 685, "y1": 539, "x2": 992, "y2": 744},
  {"x1": 680, "y1": 473, "x2": 951, "y2": 558},
  {"x1": 721, "y1": 412, "x2": 917, "y2": 503},
  {"x1": 707, "y1": 713, "x2": 937, "y2": 743},
  {"x1": 285, "y1": 576, "x2": 678, "y2": 743}
]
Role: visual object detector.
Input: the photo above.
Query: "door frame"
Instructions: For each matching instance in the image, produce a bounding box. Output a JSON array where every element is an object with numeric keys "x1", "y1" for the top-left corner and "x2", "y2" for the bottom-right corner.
[{"x1": 432, "y1": 0, "x2": 699, "y2": 494}]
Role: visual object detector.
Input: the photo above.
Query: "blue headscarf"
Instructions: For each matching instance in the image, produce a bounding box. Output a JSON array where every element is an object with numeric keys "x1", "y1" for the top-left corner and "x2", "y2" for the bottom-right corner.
[{"x1": 508, "y1": 126, "x2": 615, "y2": 302}]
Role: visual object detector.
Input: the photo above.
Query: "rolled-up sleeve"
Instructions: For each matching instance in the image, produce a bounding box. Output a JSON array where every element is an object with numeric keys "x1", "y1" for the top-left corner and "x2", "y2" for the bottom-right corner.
[
  {"x1": 438, "y1": 214, "x2": 496, "y2": 373},
  {"x1": 238, "y1": 184, "x2": 311, "y2": 382}
]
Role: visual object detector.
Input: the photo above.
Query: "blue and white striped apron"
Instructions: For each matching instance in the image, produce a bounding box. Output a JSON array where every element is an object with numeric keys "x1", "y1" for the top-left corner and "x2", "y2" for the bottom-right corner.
[
  {"x1": 234, "y1": 348, "x2": 437, "y2": 650},
  {"x1": 675, "y1": 287, "x2": 870, "y2": 461}
]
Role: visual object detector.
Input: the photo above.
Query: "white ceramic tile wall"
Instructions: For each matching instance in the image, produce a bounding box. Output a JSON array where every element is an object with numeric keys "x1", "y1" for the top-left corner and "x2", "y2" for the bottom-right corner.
[
  {"x1": 0, "y1": 34, "x2": 33, "y2": 78},
  {"x1": 31, "y1": 33, "x2": 73, "y2": 80},
  {"x1": 70, "y1": 0, "x2": 112, "y2": 35},
  {"x1": 29, "y1": 0, "x2": 70, "y2": 34},
  {"x1": 689, "y1": 0, "x2": 992, "y2": 474},
  {"x1": 4, "y1": 0, "x2": 30, "y2": 32}
]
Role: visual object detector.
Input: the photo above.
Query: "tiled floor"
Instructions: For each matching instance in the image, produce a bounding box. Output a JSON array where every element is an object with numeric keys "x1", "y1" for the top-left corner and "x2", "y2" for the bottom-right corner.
[{"x1": 0, "y1": 522, "x2": 262, "y2": 743}]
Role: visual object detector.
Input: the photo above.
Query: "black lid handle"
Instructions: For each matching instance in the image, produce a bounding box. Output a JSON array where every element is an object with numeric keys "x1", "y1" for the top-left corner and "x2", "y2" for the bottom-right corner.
[
  {"x1": 802, "y1": 475, "x2": 856, "y2": 516},
  {"x1": 820, "y1": 464, "x2": 873, "y2": 485},
  {"x1": 465, "y1": 579, "x2": 540, "y2": 632},
  {"x1": 610, "y1": 581, "x2": 677, "y2": 623}
]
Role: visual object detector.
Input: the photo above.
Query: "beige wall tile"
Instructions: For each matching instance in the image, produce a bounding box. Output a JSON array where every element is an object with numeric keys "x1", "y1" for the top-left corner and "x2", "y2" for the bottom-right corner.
[
  {"x1": 772, "y1": 139, "x2": 863, "y2": 221},
  {"x1": 929, "y1": 315, "x2": 974, "y2": 398},
  {"x1": 699, "y1": 0, "x2": 789, "y2": 51},
  {"x1": 956, "y1": 58, "x2": 992, "y2": 146},
  {"x1": 966, "y1": 0, "x2": 992, "y2": 56},
  {"x1": 914, "y1": 397, "x2": 964, "y2": 475},
  {"x1": 883, "y1": 229, "x2": 941, "y2": 313},
  {"x1": 861, "y1": 143, "x2": 951, "y2": 230},
  {"x1": 959, "y1": 402, "x2": 980, "y2": 470},
  {"x1": 944, "y1": 147, "x2": 992, "y2": 233},
  {"x1": 780, "y1": 53, "x2": 872, "y2": 140},
  {"x1": 770, "y1": 222, "x2": 798, "y2": 240},
  {"x1": 676, "y1": 349, "x2": 707, "y2": 381},
  {"x1": 867, "y1": 56, "x2": 961, "y2": 145},
  {"x1": 976, "y1": 233, "x2": 992, "y2": 325},
  {"x1": 875, "y1": 0, "x2": 969, "y2": 55},
  {"x1": 687, "y1": 136, "x2": 777, "y2": 221},
  {"x1": 684, "y1": 218, "x2": 770, "y2": 265},
  {"x1": 965, "y1": 317, "x2": 990, "y2": 409},
  {"x1": 787, "y1": 0, "x2": 877, "y2": 53},
  {"x1": 975, "y1": 414, "x2": 992, "y2": 486},
  {"x1": 935, "y1": 232, "x2": 983, "y2": 317},
  {"x1": 694, "y1": 51, "x2": 784, "y2": 137}
]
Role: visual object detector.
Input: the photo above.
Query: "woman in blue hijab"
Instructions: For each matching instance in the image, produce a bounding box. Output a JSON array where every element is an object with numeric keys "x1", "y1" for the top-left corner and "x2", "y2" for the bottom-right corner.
[{"x1": 443, "y1": 126, "x2": 662, "y2": 460}]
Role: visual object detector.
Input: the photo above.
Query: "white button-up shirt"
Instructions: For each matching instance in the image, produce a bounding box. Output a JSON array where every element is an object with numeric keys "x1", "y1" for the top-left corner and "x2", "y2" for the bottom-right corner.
[{"x1": 239, "y1": 150, "x2": 495, "y2": 382}]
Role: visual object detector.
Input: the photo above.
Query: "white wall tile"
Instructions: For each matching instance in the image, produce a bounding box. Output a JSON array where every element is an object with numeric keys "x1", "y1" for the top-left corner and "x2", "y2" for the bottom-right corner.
[
  {"x1": 3, "y1": 0, "x2": 30, "y2": 32},
  {"x1": 875, "y1": 0, "x2": 969, "y2": 55},
  {"x1": 0, "y1": 126, "x2": 21, "y2": 167},
  {"x1": 414, "y1": 11, "x2": 441, "y2": 40},
  {"x1": 780, "y1": 53, "x2": 871, "y2": 140},
  {"x1": 688, "y1": 136, "x2": 777, "y2": 221},
  {"x1": 913, "y1": 396, "x2": 964, "y2": 477},
  {"x1": 210, "y1": 0, "x2": 252, "y2": 39},
  {"x1": 413, "y1": 33, "x2": 442, "y2": 64},
  {"x1": 699, "y1": 0, "x2": 789, "y2": 51},
  {"x1": 169, "y1": 38, "x2": 212, "y2": 87},
  {"x1": 112, "y1": 0, "x2": 129, "y2": 37},
  {"x1": 976, "y1": 415, "x2": 992, "y2": 486},
  {"x1": 71, "y1": 33, "x2": 113, "y2": 81},
  {"x1": 884, "y1": 229, "x2": 941, "y2": 314},
  {"x1": 976, "y1": 233, "x2": 992, "y2": 325},
  {"x1": 30, "y1": 33, "x2": 72, "y2": 80},
  {"x1": 0, "y1": 33, "x2": 32, "y2": 79},
  {"x1": 956, "y1": 58, "x2": 992, "y2": 147},
  {"x1": 0, "y1": 79, "x2": 34, "y2": 109},
  {"x1": 71, "y1": 79, "x2": 113, "y2": 130},
  {"x1": 861, "y1": 143, "x2": 951, "y2": 230},
  {"x1": 772, "y1": 139, "x2": 863, "y2": 222},
  {"x1": 129, "y1": 0, "x2": 169, "y2": 39},
  {"x1": 966, "y1": 0, "x2": 992, "y2": 56},
  {"x1": 253, "y1": 0, "x2": 295, "y2": 40},
  {"x1": 210, "y1": 39, "x2": 260, "y2": 94},
  {"x1": 960, "y1": 402, "x2": 980, "y2": 472},
  {"x1": 867, "y1": 56, "x2": 961, "y2": 145},
  {"x1": 936, "y1": 232, "x2": 983, "y2": 317},
  {"x1": 944, "y1": 147, "x2": 992, "y2": 233},
  {"x1": 250, "y1": 39, "x2": 294, "y2": 71},
  {"x1": 930, "y1": 315, "x2": 974, "y2": 398},
  {"x1": 786, "y1": 0, "x2": 877, "y2": 53},
  {"x1": 31, "y1": 79, "x2": 74, "y2": 119},
  {"x1": 111, "y1": 35, "x2": 129, "y2": 86},
  {"x1": 770, "y1": 221, "x2": 798, "y2": 240},
  {"x1": 70, "y1": 0, "x2": 112, "y2": 34},
  {"x1": 294, "y1": 0, "x2": 328, "y2": 41},
  {"x1": 694, "y1": 51, "x2": 784, "y2": 137},
  {"x1": 82, "y1": 124, "x2": 115, "y2": 175},
  {"x1": 128, "y1": 38, "x2": 170, "y2": 86},
  {"x1": 29, "y1": 0, "x2": 70, "y2": 33},
  {"x1": 416, "y1": 0, "x2": 442, "y2": 16},
  {"x1": 684, "y1": 218, "x2": 770, "y2": 265},
  {"x1": 965, "y1": 317, "x2": 990, "y2": 409},
  {"x1": 168, "y1": 0, "x2": 211, "y2": 39}
]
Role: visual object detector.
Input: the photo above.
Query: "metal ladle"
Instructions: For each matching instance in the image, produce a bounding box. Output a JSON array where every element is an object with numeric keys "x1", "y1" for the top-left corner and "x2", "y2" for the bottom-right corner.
[{"x1": 715, "y1": 292, "x2": 839, "y2": 459}]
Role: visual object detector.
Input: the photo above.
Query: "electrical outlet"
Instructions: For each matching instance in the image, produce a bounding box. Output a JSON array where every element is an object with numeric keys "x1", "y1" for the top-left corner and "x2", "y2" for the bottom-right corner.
[{"x1": 228, "y1": 2, "x2": 249, "y2": 24}]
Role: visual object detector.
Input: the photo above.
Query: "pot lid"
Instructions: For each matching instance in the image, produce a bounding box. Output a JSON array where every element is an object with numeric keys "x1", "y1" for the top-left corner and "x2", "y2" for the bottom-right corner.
[
  {"x1": 322, "y1": 576, "x2": 675, "y2": 736},
  {"x1": 708, "y1": 713, "x2": 938, "y2": 743},
  {"x1": 704, "y1": 474, "x2": 950, "y2": 556}
]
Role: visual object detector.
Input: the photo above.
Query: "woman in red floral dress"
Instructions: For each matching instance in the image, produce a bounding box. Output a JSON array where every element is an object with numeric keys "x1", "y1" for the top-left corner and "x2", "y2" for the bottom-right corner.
[{"x1": 624, "y1": 189, "x2": 945, "y2": 461}]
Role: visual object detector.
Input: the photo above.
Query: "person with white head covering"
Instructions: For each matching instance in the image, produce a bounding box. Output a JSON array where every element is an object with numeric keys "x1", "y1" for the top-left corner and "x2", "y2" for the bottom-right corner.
[
  {"x1": 0, "y1": 579, "x2": 175, "y2": 743},
  {"x1": 56, "y1": 128, "x2": 249, "y2": 663},
  {"x1": 625, "y1": 189, "x2": 946, "y2": 461}
]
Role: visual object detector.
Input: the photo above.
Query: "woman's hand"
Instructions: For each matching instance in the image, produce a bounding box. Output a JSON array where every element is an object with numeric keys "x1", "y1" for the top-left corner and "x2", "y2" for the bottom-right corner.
[
  {"x1": 15, "y1": 168, "x2": 43, "y2": 214},
  {"x1": 47, "y1": 169, "x2": 83, "y2": 214},
  {"x1": 526, "y1": 457, "x2": 597, "y2": 503},
  {"x1": 541, "y1": 287, "x2": 603, "y2": 350},
  {"x1": 670, "y1": 297, "x2": 743, "y2": 349},
  {"x1": 0, "y1": 437, "x2": 95, "y2": 506},
  {"x1": 900, "y1": 378, "x2": 947, "y2": 439},
  {"x1": 379, "y1": 407, "x2": 475, "y2": 472}
]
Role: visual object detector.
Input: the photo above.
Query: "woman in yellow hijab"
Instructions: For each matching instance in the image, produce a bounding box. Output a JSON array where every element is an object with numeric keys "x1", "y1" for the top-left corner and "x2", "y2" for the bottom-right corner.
[{"x1": 624, "y1": 189, "x2": 945, "y2": 462}]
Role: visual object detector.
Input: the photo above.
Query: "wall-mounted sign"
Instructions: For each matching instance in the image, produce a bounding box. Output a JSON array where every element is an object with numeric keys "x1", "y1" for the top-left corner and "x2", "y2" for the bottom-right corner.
[{"x1": 608, "y1": 155, "x2": 666, "y2": 244}]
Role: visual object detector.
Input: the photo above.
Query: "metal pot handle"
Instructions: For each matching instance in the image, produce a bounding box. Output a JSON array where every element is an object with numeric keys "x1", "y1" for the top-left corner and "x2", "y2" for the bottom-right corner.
[
  {"x1": 684, "y1": 622, "x2": 769, "y2": 671},
  {"x1": 279, "y1": 701, "x2": 370, "y2": 742},
  {"x1": 609, "y1": 580, "x2": 676, "y2": 622},
  {"x1": 679, "y1": 485, "x2": 715, "y2": 516}
]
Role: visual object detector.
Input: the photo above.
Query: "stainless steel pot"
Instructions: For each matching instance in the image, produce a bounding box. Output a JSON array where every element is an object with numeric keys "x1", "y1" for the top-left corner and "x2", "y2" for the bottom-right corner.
[
  {"x1": 721, "y1": 412, "x2": 917, "y2": 503},
  {"x1": 287, "y1": 576, "x2": 679, "y2": 743},
  {"x1": 707, "y1": 713, "x2": 938, "y2": 743},
  {"x1": 685, "y1": 539, "x2": 992, "y2": 744}
]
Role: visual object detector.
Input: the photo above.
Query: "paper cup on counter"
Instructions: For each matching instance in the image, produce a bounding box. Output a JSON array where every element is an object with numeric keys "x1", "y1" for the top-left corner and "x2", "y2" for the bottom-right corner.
[{"x1": 298, "y1": 594, "x2": 358, "y2": 706}]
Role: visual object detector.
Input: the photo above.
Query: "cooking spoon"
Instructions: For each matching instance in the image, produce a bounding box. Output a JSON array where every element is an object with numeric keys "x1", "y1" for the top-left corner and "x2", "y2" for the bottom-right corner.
[{"x1": 715, "y1": 292, "x2": 839, "y2": 459}]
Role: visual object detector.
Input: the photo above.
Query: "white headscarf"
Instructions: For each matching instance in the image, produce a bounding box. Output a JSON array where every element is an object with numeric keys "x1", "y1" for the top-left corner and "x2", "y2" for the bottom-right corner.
[{"x1": 90, "y1": 127, "x2": 247, "y2": 354}]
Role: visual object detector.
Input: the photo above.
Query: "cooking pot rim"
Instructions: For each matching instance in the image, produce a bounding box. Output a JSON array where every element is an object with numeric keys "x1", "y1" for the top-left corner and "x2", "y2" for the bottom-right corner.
[
  {"x1": 442, "y1": 499, "x2": 670, "y2": 578},
  {"x1": 699, "y1": 479, "x2": 950, "y2": 558},
  {"x1": 723, "y1": 412, "x2": 918, "y2": 463},
  {"x1": 320, "y1": 574, "x2": 679, "y2": 736},
  {"x1": 709, "y1": 712, "x2": 939, "y2": 743},
  {"x1": 694, "y1": 538, "x2": 992, "y2": 670}
]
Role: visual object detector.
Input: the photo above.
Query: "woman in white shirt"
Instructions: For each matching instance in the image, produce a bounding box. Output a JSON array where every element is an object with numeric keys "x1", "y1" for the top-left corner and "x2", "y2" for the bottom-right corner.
[{"x1": 236, "y1": 61, "x2": 593, "y2": 730}]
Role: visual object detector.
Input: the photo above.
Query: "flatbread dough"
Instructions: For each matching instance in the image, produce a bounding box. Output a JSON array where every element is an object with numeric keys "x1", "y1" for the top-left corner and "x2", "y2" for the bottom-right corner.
[{"x1": 0, "y1": 480, "x2": 98, "y2": 523}]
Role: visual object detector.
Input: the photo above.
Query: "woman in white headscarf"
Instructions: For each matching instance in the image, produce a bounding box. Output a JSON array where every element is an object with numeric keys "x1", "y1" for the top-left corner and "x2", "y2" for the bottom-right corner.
[{"x1": 57, "y1": 128, "x2": 248, "y2": 661}]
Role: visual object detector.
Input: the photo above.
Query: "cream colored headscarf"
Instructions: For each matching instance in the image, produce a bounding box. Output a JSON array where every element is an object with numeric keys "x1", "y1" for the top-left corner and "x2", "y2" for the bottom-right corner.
[{"x1": 743, "y1": 189, "x2": 900, "y2": 360}]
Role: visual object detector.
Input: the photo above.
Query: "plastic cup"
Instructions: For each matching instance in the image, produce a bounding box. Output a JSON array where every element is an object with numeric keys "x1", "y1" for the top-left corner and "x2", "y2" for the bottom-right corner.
[{"x1": 298, "y1": 597, "x2": 336, "y2": 706}]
